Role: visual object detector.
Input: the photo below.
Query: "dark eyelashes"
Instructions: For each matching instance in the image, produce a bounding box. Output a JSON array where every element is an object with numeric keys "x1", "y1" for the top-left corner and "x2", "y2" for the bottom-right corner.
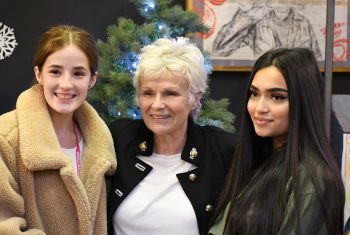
[
  {"x1": 248, "y1": 91, "x2": 287, "y2": 100},
  {"x1": 48, "y1": 70, "x2": 86, "y2": 76},
  {"x1": 249, "y1": 90, "x2": 257, "y2": 96},
  {"x1": 272, "y1": 94, "x2": 288, "y2": 100}
]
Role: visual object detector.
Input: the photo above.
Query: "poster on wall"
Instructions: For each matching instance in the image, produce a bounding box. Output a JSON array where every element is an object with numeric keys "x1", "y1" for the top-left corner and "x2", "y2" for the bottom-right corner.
[
  {"x1": 343, "y1": 133, "x2": 350, "y2": 223},
  {"x1": 187, "y1": 0, "x2": 350, "y2": 71},
  {"x1": 333, "y1": 95, "x2": 350, "y2": 223}
]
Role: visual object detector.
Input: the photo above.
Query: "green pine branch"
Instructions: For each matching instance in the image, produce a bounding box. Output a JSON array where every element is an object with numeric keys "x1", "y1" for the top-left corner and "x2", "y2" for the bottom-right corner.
[{"x1": 89, "y1": 0, "x2": 236, "y2": 132}]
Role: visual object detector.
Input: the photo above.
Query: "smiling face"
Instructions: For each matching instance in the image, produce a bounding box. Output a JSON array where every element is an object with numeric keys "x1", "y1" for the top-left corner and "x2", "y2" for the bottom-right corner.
[
  {"x1": 247, "y1": 66, "x2": 289, "y2": 148},
  {"x1": 138, "y1": 73, "x2": 200, "y2": 140},
  {"x1": 34, "y1": 44, "x2": 97, "y2": 118}
]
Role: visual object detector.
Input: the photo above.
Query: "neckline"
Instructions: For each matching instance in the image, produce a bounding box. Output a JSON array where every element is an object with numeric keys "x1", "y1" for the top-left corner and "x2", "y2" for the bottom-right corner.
[{"x1": 61, "y1": 138, "x2": 83, "y2": 150}]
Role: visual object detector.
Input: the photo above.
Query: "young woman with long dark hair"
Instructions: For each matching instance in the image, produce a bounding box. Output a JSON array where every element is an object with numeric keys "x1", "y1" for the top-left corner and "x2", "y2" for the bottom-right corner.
[{"x1": 210, "y1": 48, "x2": 344, "y2": 235}]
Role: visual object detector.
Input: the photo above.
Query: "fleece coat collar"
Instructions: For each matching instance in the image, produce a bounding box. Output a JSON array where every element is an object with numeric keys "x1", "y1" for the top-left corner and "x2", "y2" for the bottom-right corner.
[
  {"x1": 15, "y1": 84, "x2": 117, "y2": 234},
  {"x1": 16, "y1": 85, "x2": 116, "y2": 176}
]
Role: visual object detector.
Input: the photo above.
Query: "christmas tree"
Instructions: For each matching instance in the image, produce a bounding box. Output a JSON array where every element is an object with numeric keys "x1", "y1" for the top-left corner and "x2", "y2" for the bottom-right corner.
[{"x1": 89, "y1": 0, "x2": 235, "y2": 132}]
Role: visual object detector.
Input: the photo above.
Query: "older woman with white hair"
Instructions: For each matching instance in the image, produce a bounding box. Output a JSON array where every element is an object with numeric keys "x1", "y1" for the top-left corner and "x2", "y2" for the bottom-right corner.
[{"x1": 107, "y1": 37, "x2": 237, "y2": 235}]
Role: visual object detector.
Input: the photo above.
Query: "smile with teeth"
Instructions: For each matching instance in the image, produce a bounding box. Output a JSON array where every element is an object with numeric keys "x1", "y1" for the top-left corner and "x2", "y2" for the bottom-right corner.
[
  {"x1": 152, "y1": 114, "x2": 170, "y2": 119},
  {"x1": 55, "y1": 93, "x2": 76, "y2": 100}
]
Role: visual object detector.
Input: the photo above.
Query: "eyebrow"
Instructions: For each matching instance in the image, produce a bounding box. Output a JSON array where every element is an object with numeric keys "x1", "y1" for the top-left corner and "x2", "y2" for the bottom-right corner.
[
  {"x1": 250, "y1": 84, "x2": 288, "y2": 93},
  {"x1": 73, "y1": 66, "x2": 88, "y2": 71},
  {"x1": 47, "y1": 65, "x2": 62, "y2": 69},
  {"x1": 47, "y1": 65, "x2": 88, "y2": 70}
]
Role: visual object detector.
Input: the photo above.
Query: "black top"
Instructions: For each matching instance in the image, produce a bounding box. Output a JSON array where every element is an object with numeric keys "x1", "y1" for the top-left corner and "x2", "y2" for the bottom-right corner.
[{"x1": 107, "y1": 118, "x2": 237, "y2": 235}]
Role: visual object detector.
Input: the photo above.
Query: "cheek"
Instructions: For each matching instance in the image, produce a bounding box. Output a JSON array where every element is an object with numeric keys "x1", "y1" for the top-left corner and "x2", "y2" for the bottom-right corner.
[
  {"x1": 180, "y1": 99, "x2": 194, "y2": 114},
  {"x1": 277, "y1": 106, "x2": 289, "y2": 129},
  {"x1": 82, "y1": 85, "x2": 90, "y2": 95},
  {"x1": 283, "y1": 112, "x2": 290, "y2": 129},
  {"x1": 138, "y1": 100, "x2": 149, "y2": 112},
  {"x1": 247, "y1": 100, "x2": 255, "y2": 117},
  {"x1": 79, "y1": 81, "x2": 92, "y2": 95},
  {"x1": 42, "y1": 82, "x2": 53, "y2": 94},
  {"x1": 282, "y1": 104, "x2": 289, "y2": 119}
]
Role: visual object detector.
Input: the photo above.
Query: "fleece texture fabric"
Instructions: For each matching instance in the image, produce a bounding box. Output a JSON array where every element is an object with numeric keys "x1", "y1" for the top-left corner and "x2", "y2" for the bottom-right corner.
[{"x1": 0, "y1": 85, "x2": 117, "y2": 235}]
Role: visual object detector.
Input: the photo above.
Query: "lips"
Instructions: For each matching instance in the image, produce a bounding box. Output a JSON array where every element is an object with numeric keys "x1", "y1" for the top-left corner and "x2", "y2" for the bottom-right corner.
[
  {"x1": 55, "y1": 93, "x2": 76, "y2": 100},
  {"x1": 151, "y1": 114, "x2": 171, "y2": 120},
  {"x1": 254, "y1": 117, "x2": 272, "y2": 125}
]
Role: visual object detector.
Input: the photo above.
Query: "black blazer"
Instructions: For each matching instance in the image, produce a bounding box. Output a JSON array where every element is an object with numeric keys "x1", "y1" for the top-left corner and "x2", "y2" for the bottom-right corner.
[{"x1": 107, "y1": 118, "x2": 237, "y2": 235}]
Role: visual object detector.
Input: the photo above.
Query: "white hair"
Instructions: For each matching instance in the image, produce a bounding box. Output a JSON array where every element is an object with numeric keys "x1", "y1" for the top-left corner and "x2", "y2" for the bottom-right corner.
[{"x1": 133, "y1": 37, "x2": 208, "y2": 116}]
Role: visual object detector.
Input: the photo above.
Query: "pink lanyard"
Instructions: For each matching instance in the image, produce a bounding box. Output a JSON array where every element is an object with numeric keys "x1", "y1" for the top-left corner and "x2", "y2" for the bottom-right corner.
[{"x1": 73, "y1": 121, "x2": 81, "y2": 176}]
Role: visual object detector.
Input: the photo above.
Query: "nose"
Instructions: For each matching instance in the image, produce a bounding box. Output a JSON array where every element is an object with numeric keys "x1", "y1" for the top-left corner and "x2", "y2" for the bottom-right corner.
[
  {"x1": 151, "y1": 93, "x2": 165, "y2": 109},
  {"x1": 256, "y1": 97, "x2": 269, "y2": 114},
  {"x1": 59, "y1": 73, "x2": 74, "y2": 90}
]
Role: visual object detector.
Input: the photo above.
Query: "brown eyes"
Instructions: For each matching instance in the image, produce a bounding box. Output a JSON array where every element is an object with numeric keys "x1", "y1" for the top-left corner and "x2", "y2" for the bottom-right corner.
[
  {"x1": 74, "y1": 71, "x2": 86, "y2": 76},
  {"x1": 249, "y1": 90, "x2": 288, "y2": 101},
  {"x1": 249, "y1": 90, "x2": 257, "y2": 97},
  {"x1": 49, "y1": 69, "x2": 60, "y2": 75},
  {"x1": 272, "y1": 95, "x2": 287, "y2": 101},
  {"x1": 48, "y1": 70, "x2": 86, "y2": 77}
]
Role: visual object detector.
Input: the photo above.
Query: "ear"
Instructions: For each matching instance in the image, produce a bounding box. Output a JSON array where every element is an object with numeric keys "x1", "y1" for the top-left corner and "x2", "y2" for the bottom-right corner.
[
  {"x1": 191, "y1": 92, "x2": 202, "y2": 110},
  {"x1": 34, "y1": 66, "x2": 43, "y2": 84},
  {"x1": 89, "y1": 72, "x2": 98, "y2": 89}
]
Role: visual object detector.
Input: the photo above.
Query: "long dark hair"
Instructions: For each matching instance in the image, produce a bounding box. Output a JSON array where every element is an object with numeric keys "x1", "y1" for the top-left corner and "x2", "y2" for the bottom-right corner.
[{"x1": 214, "y1": 48, "x2": 344, "y2": 234}]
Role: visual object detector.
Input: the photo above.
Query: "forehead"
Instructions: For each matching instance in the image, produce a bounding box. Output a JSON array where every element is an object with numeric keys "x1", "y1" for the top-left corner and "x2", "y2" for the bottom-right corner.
[
  {"x1": 44, "y1": 45, "x2": 89, "y2": 67},
  {"x1": 251, "y1": 66, "x2": 287, "y2": 90},
  {"x1": 140, "y1": 73, "x2": 189, "y2": 89}
]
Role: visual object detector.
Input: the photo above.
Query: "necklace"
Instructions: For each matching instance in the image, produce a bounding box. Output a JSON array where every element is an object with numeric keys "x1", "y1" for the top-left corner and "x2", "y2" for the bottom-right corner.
[{"x1": 73, "y1": 121, "x2": 81, "y2": 176}]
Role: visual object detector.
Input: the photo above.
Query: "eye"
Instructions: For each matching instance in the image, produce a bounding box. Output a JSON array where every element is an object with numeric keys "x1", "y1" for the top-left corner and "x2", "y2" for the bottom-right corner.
[
  {"x1": 140, "y1": 90, "x2": 154, "y2": 96},
  {"x1": 249, "y1": 89, "x2": 258, "y2": 97},
  {"x1": 164, "y1": 91, "x2": 179, "y2": 96},
  {"x1": 74, "y1": 70, "x2": 86, "y2": 77},
  {"x1": 49, "y1": 69, "x2": 60, "y2": 75},
  {"x1": 272, "y1": 93, "x2": 288, "y2": 101}
]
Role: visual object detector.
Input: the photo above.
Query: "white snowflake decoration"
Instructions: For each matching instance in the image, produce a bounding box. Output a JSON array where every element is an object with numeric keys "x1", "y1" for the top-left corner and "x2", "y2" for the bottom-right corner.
[{"x1": 0, "y1": 22, "x2": 18, "y2": 60}]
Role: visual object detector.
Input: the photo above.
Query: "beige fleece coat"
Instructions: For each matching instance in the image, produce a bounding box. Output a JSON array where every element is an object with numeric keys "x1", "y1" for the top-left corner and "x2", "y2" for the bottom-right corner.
[{"x1": 0, "y1": 85, "x2": 117, "y2": 235}]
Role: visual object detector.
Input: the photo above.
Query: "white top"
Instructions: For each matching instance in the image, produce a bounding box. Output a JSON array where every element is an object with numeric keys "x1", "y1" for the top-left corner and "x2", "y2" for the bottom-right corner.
[
  {"x1": 61, "y1": 138, "x2": 84, "y2": 174},
  {"x1": 113, "y1": 152, "x2": 199, "y2": 235}
]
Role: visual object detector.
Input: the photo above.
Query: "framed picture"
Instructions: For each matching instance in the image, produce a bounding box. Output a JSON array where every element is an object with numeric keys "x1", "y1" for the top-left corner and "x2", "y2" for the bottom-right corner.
[{"x1": 186, "y1": 0, "x2": 350, "y2": 71}]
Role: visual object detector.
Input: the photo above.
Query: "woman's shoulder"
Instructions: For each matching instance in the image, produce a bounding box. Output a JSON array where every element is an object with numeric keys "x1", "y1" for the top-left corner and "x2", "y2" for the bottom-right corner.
[
  {"x1": 198, "y1": 124, "x2": 238, "y2": 145},
  {"x1": 0, "y1": 110, "x2": 19, "y2": 169},
  {"x1": 297, "y1": 161, "x2": 331, "y2": 196},
  {"x1": 296, "y1": 164, "x2": 318, "y2": 195},
  {"x1": 0, "y1": 110, "x2": 18, "y2": 139},
  {"x1": 108, "y1": 118, "x2": 143, "y2": 136}
]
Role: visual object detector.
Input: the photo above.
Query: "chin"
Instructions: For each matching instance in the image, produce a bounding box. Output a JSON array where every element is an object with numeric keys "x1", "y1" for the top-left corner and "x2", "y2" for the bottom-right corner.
[
  {"x1": 151, "y1": 127, "x2": 171, "y2": 136},
  {"x1": 255, "y1": 131, "x2": 270, "y2": 138},
  {"x1": 51, "y1": 105, "x2": 78, "y2": 115},
  {"x1": 152, "y1": 129, "x2": 169, "y2": 135}
]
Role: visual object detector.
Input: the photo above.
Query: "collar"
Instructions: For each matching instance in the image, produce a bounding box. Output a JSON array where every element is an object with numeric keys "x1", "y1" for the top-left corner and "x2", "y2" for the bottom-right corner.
[
  {"x1": 133, "y1": 118, "x2": 204, "y2": 166},
  {"x1": 16, "y1": 85, "x2": 116, "y2": 176}
]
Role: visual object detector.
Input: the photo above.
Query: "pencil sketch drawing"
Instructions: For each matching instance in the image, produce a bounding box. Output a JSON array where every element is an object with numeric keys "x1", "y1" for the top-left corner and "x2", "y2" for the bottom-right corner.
[{"x1": 212, "y1": 3, "x2": 322, "y2": 60}]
